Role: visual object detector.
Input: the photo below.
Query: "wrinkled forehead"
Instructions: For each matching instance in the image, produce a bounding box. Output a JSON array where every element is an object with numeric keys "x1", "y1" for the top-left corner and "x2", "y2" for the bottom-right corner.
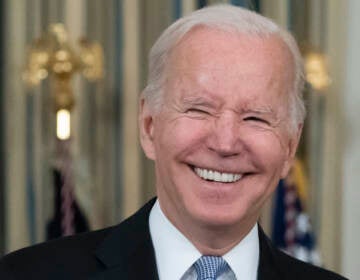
[
  {"x1": 167, "y1": 27, "x2": 294, "y2": 76},
  {"x1": 165, "y1": 27, "x2": 295, "y2": 95}
]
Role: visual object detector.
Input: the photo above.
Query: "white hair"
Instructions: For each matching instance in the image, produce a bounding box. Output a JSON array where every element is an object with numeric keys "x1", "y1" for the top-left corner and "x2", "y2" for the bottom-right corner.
[{"x1": 142, "y1": 4, "x2": 306, "y2": 132}]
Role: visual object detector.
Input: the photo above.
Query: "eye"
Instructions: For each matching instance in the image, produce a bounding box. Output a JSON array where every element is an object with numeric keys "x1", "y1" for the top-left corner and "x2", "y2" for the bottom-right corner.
[
  {"x1": 186, "y1": 108, "x2": 209, "y2": 115},
  {"x1": 184, "y1": 107, "x2": 212, "y2": 120},
  {"x1": 244, "y1": 116, "x2": 269, "y2": 124},
  {"x1": 188, "y1": 108, "x2": 207, "y2": 114}
]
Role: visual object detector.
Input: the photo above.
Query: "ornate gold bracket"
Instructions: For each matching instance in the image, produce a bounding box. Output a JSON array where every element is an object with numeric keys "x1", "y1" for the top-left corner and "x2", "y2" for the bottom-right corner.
[
  {"x1": 23, "y1": 23, "x2": 104, "y2": 139},
  {"x1": 304, "y1": 51, "x2": 331, "y2": 92}
]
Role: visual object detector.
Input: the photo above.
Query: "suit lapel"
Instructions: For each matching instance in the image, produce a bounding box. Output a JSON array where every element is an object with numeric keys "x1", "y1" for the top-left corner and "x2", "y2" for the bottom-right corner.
[
  {"x1": 257, "y1": 226, "x2": 282, "y2": 280},
  {"x1": 90, "y1": 199, "x2": 159, "y2": 280}
]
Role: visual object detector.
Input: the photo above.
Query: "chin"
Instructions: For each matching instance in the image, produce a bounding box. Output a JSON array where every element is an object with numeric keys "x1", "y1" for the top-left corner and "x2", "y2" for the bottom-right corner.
[{"x1": 191, "y1": 203, "x2": 251, "y2": 229}]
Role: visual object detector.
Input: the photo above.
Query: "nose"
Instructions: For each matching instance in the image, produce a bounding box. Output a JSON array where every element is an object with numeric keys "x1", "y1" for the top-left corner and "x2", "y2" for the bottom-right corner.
[{"x1": 207, "y1": 112, "x2": 242, "y2": 157}]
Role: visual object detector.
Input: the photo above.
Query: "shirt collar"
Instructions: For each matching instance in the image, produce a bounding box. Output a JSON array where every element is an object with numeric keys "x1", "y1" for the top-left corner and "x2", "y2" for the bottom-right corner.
[
  {"x1": 149, "y1": 199, "x2": 259, "y2": 280},
  {"x1": 223, "y1": 221, "x2": 259, "y2": 280}
]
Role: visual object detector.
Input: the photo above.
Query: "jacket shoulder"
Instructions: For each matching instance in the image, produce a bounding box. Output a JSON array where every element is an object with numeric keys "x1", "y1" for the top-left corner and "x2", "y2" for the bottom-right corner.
[
  {"x1": 0, "y1": 198, "x2": 157, "y2": 279},
  {"x1": 259, "y1": 229, "x2": 348, "y2": 280},
  {"x1": 275, "y1": 248, "x2": 348, "y2": 280},
  {"x1": 0, "y1": 227, "x2": 115, "y2": 279}
]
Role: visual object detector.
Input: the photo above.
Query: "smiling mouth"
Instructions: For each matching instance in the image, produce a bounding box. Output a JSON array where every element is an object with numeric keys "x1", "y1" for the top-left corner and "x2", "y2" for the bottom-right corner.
[{"x1": 193, "y1": 167, "x2": 243, "y2": 183}]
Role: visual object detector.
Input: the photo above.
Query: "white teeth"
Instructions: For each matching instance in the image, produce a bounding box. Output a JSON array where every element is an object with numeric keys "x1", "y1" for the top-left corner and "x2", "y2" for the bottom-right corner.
[
  {"x1": 194, "y1": 167, "x2": 242, "y2": 183},
  {"x1": 234, "y1": 174, "x2": 242, "y2": 181}
]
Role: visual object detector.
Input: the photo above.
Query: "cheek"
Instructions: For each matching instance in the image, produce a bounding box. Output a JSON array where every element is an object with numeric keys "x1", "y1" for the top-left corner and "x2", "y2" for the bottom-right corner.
[
  {"x1": 244, "y1": 129, "x2": 288, "y2": 170},
  {"x1": 155, "y1": 117, "x2": 209, "y2": 156},
  {"x1": 241, "y1": 133, "x2": 286, "y2": 205}
]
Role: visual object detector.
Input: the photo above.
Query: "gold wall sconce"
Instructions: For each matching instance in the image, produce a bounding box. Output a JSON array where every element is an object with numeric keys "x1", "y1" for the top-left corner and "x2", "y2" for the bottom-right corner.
[
  {"x1": 304, "y1": 51, "x2": 331, "y2": 92},
  {"x1": 23, "y1": 23, "x2": 104, "y2": 140}
]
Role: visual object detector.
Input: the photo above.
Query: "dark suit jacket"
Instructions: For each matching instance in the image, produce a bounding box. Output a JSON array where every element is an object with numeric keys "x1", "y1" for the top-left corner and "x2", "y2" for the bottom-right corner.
[{"x1": 0, "y1": 198, "x2": 348, "y2": 280}]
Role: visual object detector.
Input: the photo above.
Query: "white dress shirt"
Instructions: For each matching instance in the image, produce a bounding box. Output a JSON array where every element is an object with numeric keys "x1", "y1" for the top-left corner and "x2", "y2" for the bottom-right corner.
[{"x1": 149, "y1": 200, "x2": 259, "y2": 280}]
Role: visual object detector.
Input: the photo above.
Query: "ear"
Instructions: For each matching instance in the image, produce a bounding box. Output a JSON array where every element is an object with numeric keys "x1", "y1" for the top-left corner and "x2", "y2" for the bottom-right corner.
[
  {"x1": 280, "y1": 123, "x2": 303, "y2": 178},
  {"x1": 139, "y1": 96, "x2": 156, "y2": 160}
]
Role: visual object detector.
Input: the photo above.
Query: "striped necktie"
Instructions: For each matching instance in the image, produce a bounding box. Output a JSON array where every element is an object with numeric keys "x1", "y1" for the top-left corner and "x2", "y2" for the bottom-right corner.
[{"x1": 194, "y1": 256, "x2": 229, "y2": 280}]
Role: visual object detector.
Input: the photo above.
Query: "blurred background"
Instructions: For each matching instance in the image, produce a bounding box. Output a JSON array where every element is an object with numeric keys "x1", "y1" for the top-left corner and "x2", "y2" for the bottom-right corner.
[{"x1": 0, "y1": 0, "x2": 359, "y2": 278}]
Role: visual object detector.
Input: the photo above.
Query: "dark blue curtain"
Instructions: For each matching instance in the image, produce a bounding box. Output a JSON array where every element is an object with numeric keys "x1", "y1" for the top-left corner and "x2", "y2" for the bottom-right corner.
[
  {"x1": 231, "y1": 0, "x2": 261, "y2": 12},
  {"x1": 197, "y1": 0, "x2": 260, "y2": 12},
  {"x1": 198, "y1": 0, "x2": 207, "y2": 8}
]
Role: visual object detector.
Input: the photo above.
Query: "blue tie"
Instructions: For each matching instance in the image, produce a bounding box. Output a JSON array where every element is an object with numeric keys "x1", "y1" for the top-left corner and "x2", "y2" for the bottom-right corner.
[{"x1": 194, "y1": 256, "x2": 229, "y2": 280}]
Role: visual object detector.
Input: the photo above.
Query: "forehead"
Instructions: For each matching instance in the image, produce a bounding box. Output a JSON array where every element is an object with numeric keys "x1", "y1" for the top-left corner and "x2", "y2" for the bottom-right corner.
[
  {"x1": 164, "y1": 27, "x2": 294, "y2": 106},
  {"x1": 168, "y1": 27, "x2": 293, "y2": 75}
]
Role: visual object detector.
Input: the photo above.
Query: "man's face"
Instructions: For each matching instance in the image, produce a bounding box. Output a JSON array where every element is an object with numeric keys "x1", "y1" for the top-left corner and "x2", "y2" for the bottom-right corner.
[{"x1": 140, "y1": 28, "x2": 301, "y2": 234}]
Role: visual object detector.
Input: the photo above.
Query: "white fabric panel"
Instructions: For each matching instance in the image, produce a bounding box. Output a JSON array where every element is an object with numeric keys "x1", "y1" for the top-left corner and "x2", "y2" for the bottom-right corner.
[
  {"x1": 4, "y1": 0, "x2": 29, "y2": 252},
  {"x1": 342, "y1": 0, "x2": 360, "y2": 278},
  {"x1": 182, "y1": 0, "x2": 196, "y2": 15},
  {"x1": 122, "y1": 0, "x2": 142, "y2": 218}
]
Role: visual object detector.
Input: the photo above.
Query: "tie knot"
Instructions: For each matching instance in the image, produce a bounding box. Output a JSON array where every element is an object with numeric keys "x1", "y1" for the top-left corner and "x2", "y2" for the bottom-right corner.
[{"x1": 194, "y1": 256, "x2": 229, "y2": 280}]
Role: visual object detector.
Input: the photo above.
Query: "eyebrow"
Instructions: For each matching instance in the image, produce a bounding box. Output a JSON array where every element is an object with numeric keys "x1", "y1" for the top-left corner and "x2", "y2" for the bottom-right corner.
[
  {"x1": 241, "y1": 107, "x2": 275, "y2": 115},
  {"x1": 181, "y1": 95, "x2": 216, "y2": 107},
  {"x1": 181, "y1": 95, "x2": 277, "y2": 117}
]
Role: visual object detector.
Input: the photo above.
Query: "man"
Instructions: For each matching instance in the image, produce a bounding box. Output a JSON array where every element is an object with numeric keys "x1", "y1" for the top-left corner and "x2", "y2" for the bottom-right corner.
[{"x1": 0, "y1": 5, "x2": 347, "y2": 280}]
